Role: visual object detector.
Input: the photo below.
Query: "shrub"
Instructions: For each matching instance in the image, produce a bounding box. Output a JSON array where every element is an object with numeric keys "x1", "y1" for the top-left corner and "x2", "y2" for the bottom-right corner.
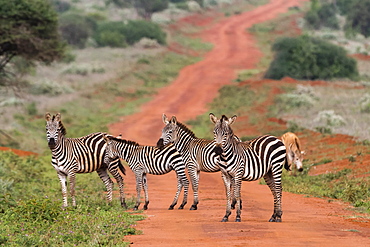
[
  {"x1": 359, "y1": 93, "x2": 370, "y2": 113},
  {"x1": 264, "y1": 35, "x2": 359, "y2": 80},
  {"x1": 314, "y1": 110, "x2": 346, "y2": 127},
  {"x1": 94, "y1": 20, "x2": 166, "y2": 47},
  {"x1": 58, "y1": 13, "x2": 97, "y2": 48},
  {"x1": 304, "y1": 3, "x2": 339, "y2": 30},
  {"x1": 123, "y1": 20, "x2": 167, "y2": 45},
  {"x1": 29, "y1": 79, "x2": 73, "y2": 95}
]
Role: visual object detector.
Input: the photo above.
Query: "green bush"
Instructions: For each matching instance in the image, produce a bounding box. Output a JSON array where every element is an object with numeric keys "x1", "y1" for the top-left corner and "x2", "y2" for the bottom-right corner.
[
  {"x1": 94, "y1": 20, "x2": 166, "y2": 47},
  {"x1": 264, "y1": 35, "x2": 359, "y2": 80},
  {"x1": 123, "y1": 20, "x2": 167, "y2": 45},
  {"x1": 58, "y1": 13, "x2": 97, "y2": 48},
  {"x1": 304, "y1": 3, "x2": 339, "y2": 30}
]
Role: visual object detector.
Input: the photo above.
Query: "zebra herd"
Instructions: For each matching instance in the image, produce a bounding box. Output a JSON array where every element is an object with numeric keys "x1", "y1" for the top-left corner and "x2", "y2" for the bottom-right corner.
[{"x1": 45, "y1": 112, "x2": 288, "y2": 222}]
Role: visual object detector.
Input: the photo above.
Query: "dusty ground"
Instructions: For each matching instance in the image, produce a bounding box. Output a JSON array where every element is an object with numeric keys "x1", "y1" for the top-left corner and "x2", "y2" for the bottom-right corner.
[{"x1": 108, "y1": 0, "x2": 370, "y2": 246}]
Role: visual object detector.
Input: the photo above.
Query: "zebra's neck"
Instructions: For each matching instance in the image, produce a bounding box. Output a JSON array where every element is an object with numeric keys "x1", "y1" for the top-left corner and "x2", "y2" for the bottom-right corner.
[
  {"x1": 174, "y1": 124, "x2": 197, "y2": 150},
  {"x1": 112, "y1": 139, "x2": 140, "y2": 163}
]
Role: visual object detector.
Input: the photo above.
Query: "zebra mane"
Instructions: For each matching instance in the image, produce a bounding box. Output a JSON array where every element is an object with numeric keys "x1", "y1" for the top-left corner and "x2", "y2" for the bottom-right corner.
[
  {"x1": 176, "y1": 121, "x2": 196, "y2": 138},
  {"x1": 108, "y1": 135, "x2": 140, "y2": 146}
]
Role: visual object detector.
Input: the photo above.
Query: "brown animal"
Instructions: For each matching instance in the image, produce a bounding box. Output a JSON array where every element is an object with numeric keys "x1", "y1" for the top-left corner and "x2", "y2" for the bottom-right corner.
[{"x1": 281, "y1": 132, "x2": 305, "y2": 173}]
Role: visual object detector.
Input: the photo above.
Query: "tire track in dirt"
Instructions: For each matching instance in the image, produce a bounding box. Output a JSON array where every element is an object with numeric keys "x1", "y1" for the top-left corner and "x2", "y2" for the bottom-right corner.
[{"x1": 109, "y1": 0, "x2": 370, "y2": 246}]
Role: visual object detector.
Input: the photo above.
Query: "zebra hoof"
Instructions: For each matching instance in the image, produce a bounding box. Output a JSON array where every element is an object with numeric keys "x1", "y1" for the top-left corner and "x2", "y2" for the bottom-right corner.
[
  {"x1": 178, "y1": 205, "x2": 184, "y2": 209},
  {"x1": 143, "y1": 205, "x2": 148, "y2": 210},
  {"x1": 221, "y1": 218, "x2": 228, "y2": 222},
  {"x1": 133, "y1": 207, "x2": 138, "y2": 211},
  {"x1": 121, "y1": 202, "x2": 127, "y2": 209},
  {"x1": 190, "y1": 205, "x2": 197, "y2": 210},
  {"x1": 168, "y1": 206, "x2": 174, "y2": 210},
  {"x1": 235, "y1": 218, "x2": 241, "y2": 222}
]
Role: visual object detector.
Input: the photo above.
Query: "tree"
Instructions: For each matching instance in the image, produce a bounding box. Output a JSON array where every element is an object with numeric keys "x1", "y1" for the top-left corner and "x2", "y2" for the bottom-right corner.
[{"x1": 0, "y1": 0, "x2": 66, "y2": 75}]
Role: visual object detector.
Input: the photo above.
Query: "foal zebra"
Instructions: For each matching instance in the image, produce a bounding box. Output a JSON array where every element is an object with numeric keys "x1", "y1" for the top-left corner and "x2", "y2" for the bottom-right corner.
[
  {"x1": 45, "y1": 113, "x2": 126, "y2": 208},
  {"x1": 156, "y1": 114, "x2": 240, "y2": 210},
  {"x1": 210, "y1": 113, "x2": 288, "y2": 222},
  {"x1": 103, "y1": 134, "x2": 189, "y2": 210}
]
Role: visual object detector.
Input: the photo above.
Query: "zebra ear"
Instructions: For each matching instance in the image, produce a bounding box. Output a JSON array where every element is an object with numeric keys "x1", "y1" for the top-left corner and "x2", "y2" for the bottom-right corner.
[
  {"x1": 45, "y1": 112, "x2": 51, "y2": 121},
  {"x1": 162, "y1": 113, "x2": 169, "y2": 124},
  {"x1": 228, "y1": 115, "x2": 237, "y2": 125},
  {"x1": 55, "y1": 113, "x2": 61, "y2": 122},
  {"x1": 170, "y1": 116, "x2": 177, "y2": 125},
  {"x1": 209, "y1": 113, "x2": 217, "y2": 124}
]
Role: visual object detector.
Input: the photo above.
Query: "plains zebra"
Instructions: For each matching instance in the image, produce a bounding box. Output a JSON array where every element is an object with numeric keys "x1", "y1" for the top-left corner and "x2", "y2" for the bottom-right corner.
[
  {"x1": 45, "y1": 113, "x2": 126, "y2": 208},
  {"x1": 209, "y1": 113, "x2": 288, "y2": 222},
  {"x1": 103, "y1": 134, "x2": 189, "y2": 210},
  {"x1": 156, "y1": 114, "x2": 241, "y2": 210}
]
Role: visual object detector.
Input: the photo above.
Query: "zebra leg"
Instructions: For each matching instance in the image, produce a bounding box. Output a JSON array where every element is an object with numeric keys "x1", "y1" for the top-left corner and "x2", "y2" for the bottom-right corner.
[
  {"x1": 188, "y1": 164, "x2": 199, "y2": 210},
  {"x1": 263, "y1": 170, "x2": 283, "y2": 222},
  {"x1": 68, "y1": 172, "x2": 77, "y2": 207},
  {"x1": 178, "y1": 174, "x2": 189, "y2": 210},
  {"x1": 142, "y1": 173, "x2": 149, "y2": 210},
  {"x1": 107, "y1": 161, "x2": 127, "y2": 208},
  {"x1": 220, "y1": 172, "x2": 233, "y2": 222},
  {"x1": 233, "y1": 176, "x2": 242, "y2": 222},
  {"x1": 96, "y1": 168, "x2": 114, "y2": 204},
  {"x1": 133, "y1": 170, "x2": 143, "y2": 211},
  {"x1": 230, "y1": 179, "x2": 243, "y2": 210},
  {"x1": 57, "y1": 171, "x2": 68, "y2": 207},
  {"x1": 168, "y1": 173, "x2": 181, "y2": 210}
]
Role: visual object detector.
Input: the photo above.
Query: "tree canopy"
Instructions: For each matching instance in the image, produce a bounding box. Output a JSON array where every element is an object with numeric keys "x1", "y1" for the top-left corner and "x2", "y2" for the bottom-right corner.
[{"x1": 0, "y1": 0, "x2": 66, "y2": 74}]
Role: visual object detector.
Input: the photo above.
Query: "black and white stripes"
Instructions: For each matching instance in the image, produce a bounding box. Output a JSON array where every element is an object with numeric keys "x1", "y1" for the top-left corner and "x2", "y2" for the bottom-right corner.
[
  {"x1": 210, "y1": 113, "x2": 287, "y2": 222},
  {"x1": 45, "y1": 113, "x2": 126, "y2": 208},
  {"x1": 104, "y1": 135, "x2": 189, "y2": 210}
]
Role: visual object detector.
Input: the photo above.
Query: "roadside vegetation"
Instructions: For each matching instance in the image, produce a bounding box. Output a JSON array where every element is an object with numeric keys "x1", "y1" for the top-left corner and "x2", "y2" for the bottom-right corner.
[{"x1": 0, "y1": 0, "x2": 262, "y2": 246}]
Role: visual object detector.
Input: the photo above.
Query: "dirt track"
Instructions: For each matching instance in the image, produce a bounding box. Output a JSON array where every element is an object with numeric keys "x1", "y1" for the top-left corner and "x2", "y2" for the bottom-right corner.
[{"x1": 109, "y1": 0, "x2": 370, "y2": 246}]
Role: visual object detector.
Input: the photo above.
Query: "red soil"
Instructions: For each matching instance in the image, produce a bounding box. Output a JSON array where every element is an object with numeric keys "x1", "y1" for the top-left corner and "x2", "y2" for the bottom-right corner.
[{"x1": 108, "y1": 0, "x2": 370, "y2": 246}]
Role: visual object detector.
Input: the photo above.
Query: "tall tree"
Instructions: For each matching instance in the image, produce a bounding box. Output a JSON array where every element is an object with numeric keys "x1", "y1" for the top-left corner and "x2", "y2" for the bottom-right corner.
[{"x1": 0, "y1": 0, "x2": 66, "y2": 75}]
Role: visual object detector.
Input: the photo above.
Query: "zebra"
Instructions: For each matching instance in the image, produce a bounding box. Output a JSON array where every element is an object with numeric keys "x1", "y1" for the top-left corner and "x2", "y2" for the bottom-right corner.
[
  {"x1": 103, "y1": 134, "x2": 189, "y2": 211},
  {"x1": 209, "y1": 113, "x2": 288, "y2": 222},
  {"x1": 156, "y1": 114, "x2": 241, "y2": 210},
  {"x1": 45, "y1": 113, "x2": 126, "y2": 208}
]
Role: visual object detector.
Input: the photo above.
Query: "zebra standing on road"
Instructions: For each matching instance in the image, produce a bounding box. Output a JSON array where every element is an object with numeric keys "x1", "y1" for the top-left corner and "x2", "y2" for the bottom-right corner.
[
  {"x1": 210, "y1": 113, "x2": 288, "y2": 222},
  {"x1": 103, "y1": 134, "x2": 189, "y2": 210},
  {"x1": 45, "y1": 113, "x2": 126, "y2": 208},
  {"x1": 156, "y1": 114, "x2": 240, "y2": 210}
]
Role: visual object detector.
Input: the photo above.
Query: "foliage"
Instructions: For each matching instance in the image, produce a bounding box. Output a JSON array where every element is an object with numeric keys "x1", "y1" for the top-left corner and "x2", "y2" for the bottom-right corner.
[
  {"x1": 0, "y1": 0, "x2": 66, "y2": 73},
  {"x1": 131, "y1": 0, "x2": 169, "y2": 20},
  {"x1": 282, "y1": 168, "x2": 370, "y2": 213},
  {"x1": 345, "y1": 0, "x2": 370, "y2": 38},
  {"x1": 94, "y1": 20, "x2": 166, "y2": 47},
  {"x1": 264, "y1": 35, "x2": 359, "y2": 80},
  {"x1": 58, "y1": 13, "x2": 97, "y2": 49},
  {"x1": 304, "y1": 3, "x2": 339, "y2": 30},
  {"x1": 49, "y1": 0, "x2": 71, "y2": 13},
  {"x1": 359, "y1": 93, "x2": 370, "y2": 113}
]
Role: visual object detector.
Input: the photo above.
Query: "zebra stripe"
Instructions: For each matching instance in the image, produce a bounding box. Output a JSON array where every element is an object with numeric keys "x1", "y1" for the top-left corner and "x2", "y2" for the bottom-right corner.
[
  {"x1": 45, "y1": 113, "x2": 126, "y2": 208},
  {"x1": 157, "y1": 114, "x2": 241, "y2": 210},
  {"x1": 104, "y1": 135, "x2": 189, "y2": 210},
  {"x1": 210, "y1": 113, "x2": 287, "y2": 222}
]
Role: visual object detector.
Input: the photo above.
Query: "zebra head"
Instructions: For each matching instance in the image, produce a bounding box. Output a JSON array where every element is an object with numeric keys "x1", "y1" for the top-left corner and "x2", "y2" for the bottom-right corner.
[
  {"x1": 45, "y1": 112, "x2": 65, "y2": 149},
  {"x1": 209, "y1": 113, "x2": 237, "y2": 155},
  {"x1": 157, "y1": 113, "x2": 177, "y2": 148},
  {"x1": 103, "y1": 135, "x2": 117, "y2": 165}
]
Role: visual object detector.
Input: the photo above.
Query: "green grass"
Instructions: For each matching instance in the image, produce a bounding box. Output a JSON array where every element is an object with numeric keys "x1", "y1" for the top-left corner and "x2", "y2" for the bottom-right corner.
[{"x1": 0, "y1": 151, "x2": 142, "y2": 246}]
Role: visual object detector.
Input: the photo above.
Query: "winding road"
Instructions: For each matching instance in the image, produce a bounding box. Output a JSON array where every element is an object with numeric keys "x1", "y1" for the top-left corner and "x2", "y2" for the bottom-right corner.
[{"x1": 109, "y1": 0, "x2": 370, "y2": 246}]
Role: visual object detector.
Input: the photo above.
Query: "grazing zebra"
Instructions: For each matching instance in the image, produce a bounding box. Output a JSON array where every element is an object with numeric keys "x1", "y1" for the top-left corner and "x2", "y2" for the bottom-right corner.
[
  {"x1": 209, "y1": 113, "x2": 288, "y2": 222},
  {"x1": 103, "y1": 134, "x2": 189, "y2": 211},
  {"x1": 45, "y1": 113, "x2": 126, "y2": 208},
  {"x1": 156, "y1": 114, "x2": 241, "y2": 210}
]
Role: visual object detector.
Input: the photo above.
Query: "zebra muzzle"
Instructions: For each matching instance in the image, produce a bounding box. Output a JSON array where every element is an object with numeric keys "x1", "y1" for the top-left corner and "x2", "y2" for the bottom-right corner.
[
  {"x1": 213, "y1": 144, "x2": 223, "y2": 155},
  {"x1": 156, "y1": 138, "x2": 164, "y2": 149},
  {"x1": 48, "y1": 138, "x2": 56, "y2": 149}
]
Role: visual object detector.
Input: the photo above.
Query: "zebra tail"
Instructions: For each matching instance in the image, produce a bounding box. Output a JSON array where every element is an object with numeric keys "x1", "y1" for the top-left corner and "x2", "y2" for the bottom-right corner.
[
  {"x1": 284, "y1": 155, "x2": 290, "y2": 171},
  {"x1": 118, "y1": 160, "x2": 126, "y2": 175}
]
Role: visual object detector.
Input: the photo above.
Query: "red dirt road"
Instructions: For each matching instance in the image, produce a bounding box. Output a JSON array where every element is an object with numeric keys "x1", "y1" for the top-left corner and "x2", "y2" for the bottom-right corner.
[{"x1": 109, "y1": 0, "x2": 370, "y2": 246}]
